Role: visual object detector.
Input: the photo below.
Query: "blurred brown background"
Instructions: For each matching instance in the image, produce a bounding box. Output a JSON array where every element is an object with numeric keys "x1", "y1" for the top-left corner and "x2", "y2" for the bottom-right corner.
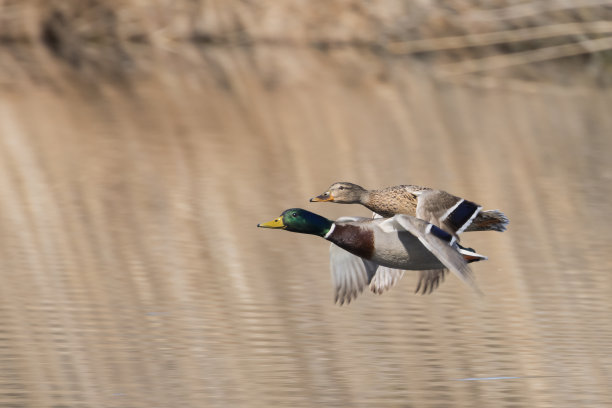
[{"x1": 1, "y1": 1, "x2": 612, "y2": 407}]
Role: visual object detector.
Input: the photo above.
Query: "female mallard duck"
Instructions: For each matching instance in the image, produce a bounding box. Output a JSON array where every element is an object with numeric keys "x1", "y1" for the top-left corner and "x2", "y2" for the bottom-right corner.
[
  {"x1": 258, "y1": 208, "x2": 486, "y2": 304},
  {"x1": 310, "y1": 182, "x2": 509, "y2": 236}
]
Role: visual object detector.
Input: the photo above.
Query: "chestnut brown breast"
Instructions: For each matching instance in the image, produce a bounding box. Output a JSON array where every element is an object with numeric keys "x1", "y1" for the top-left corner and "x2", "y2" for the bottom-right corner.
[{"x1": 327, "y1": 224, "x2": 375, "y2": 260}]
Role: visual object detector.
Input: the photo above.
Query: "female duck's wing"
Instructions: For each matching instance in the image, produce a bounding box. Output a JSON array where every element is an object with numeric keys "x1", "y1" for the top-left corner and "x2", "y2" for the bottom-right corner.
[
  {"x1": 380, "y1": 215, "x2": 482, "y2": 294},
  {"x1": 415, "y1": 190, "x2": 482, "y2": 236},
  {"x1": 329, "y1": 243, "x2": 404, "y2": 304}
]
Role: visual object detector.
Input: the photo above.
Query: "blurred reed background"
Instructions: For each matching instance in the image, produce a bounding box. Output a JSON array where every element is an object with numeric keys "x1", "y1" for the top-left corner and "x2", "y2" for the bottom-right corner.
[{"x1": 1, "y1": 1, "x2": 612, "y2": 407}]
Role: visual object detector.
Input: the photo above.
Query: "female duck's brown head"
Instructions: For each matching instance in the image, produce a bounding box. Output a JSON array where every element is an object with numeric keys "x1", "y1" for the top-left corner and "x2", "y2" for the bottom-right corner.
[{"x1": 310, "y1": 182, "x2": 367, "y2": 204}]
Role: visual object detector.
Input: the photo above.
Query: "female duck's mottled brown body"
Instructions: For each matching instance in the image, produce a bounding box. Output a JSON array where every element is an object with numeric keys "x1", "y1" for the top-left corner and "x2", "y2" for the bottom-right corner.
[
  {"x1": 311, "y1": 182, "x2": 509, "y2": 236},
  {"x1": 364, "y1": 185, "x2": 423, "y2": 218}
]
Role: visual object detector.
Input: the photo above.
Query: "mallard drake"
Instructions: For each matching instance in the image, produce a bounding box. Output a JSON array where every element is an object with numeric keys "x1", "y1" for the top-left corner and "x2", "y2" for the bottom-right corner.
[
  {"x1": 310, "y1": 182, "x2": 509, "y2": 235},
  {"x1": 258, "y1": 208, "x2": 486, "y2": 304}
]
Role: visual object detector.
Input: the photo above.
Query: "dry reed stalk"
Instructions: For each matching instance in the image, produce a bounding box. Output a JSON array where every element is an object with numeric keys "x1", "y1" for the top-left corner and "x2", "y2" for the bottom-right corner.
[
  {"x1": 387, "y1": 22, "x2": 612, "y2": 54},
  {"x1": 460, "y1": 0, "x2": 612, "y2": 21},
  {"x1": 436, "y1": 36, "x2": 612, "y2": 76}
]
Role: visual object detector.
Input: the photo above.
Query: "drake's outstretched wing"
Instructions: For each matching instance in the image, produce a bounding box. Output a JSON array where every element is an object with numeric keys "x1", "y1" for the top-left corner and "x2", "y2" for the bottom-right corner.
[
  {"x1": 329, "y1": 243, "x2": 405, "y2": 304},
  {"x1": 329, "y1": 243, "x2": 375, "y2": 305},
  {"x1": 381, "y1": 215, "x2": 482, "y2": 294},
  {"x1": 368, "y1": 266, "x2": 405, "y2": 295},
  {"x1": 373, "y1": 210, "x2": 448, "y2": 295},
  {"x1": 414, "y1": 269, "x2": 447, "y2": 295}
]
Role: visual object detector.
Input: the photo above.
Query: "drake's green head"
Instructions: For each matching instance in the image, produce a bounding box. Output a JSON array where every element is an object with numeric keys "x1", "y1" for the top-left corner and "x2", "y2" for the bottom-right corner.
[{"x1": 258, "y1": 208, "x2": 333, "y2": 237}]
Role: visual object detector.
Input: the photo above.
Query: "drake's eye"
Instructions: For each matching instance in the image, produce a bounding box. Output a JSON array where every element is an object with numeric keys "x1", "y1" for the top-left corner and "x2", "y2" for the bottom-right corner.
[{"x1": 292, "y1": 212, "x2": 297, "y2": 217}]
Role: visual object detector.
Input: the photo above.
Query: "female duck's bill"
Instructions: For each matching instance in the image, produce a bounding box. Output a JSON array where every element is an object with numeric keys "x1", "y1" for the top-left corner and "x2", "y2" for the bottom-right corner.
[{"x1": 310, "y1": 191, "x2": 334, "y2": 202}]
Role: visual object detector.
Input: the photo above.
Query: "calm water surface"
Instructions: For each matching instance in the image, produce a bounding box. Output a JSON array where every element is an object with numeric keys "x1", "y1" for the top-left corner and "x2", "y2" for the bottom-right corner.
[{"x1": 0, "y1": 46, "x2": 611, "y2": 407}]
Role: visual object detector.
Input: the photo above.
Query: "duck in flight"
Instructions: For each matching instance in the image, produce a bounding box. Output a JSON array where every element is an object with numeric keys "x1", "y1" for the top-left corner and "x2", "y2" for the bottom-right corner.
[
  {"x1": 258, "y1": 208, "x2": 486, "y2": 305},
  {"x1": 311, "y1": 182, "x2": 509, "y2": 235}
]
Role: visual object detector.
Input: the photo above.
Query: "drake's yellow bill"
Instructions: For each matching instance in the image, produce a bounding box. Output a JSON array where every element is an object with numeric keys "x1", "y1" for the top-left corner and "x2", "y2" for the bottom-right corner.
[{"x1": 257, "y1": 217, "x2": 285, "y2": 229}]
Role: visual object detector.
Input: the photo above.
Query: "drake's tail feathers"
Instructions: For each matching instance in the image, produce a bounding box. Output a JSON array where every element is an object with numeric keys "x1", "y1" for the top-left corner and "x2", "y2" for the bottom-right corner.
[{"x1": 465, "y1": 209, "x2": 509, "y2": 232}]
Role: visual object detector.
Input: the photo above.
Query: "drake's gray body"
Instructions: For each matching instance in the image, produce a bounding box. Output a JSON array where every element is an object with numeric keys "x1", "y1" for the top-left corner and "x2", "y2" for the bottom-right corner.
[
  {"x1": 326, "y1": 216, "x2": 468, "y2": 271},
  {"x1": 369, "y1": 224, "x2": 444, "y2": 270},
  {"x1": 329, "y1": 219, "x2": 443, "y2": 270},
  {"x1": 324, "y1": 215, "x2": 482, "y2": 304}
]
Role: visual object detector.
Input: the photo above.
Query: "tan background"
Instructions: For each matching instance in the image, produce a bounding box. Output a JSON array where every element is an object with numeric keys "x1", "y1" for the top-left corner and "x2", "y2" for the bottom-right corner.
[{"x1": 1, "y1": 2, "x2": 612, "y2": 407}]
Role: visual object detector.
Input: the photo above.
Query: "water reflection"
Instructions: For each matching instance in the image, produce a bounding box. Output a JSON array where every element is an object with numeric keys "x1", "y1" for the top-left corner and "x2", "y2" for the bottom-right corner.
[{"x1": 0, "y1": 46, "x2": 611, "y2": 407}]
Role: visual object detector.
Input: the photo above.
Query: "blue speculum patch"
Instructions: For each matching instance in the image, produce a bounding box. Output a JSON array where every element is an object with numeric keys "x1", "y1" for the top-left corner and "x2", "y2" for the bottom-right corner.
[
  {"x1": 447, "y1": 200, "x2": 479, "y2": 230},
  {"x1": 429, "y1": 224, "x2": 453, "y2": 243}
]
